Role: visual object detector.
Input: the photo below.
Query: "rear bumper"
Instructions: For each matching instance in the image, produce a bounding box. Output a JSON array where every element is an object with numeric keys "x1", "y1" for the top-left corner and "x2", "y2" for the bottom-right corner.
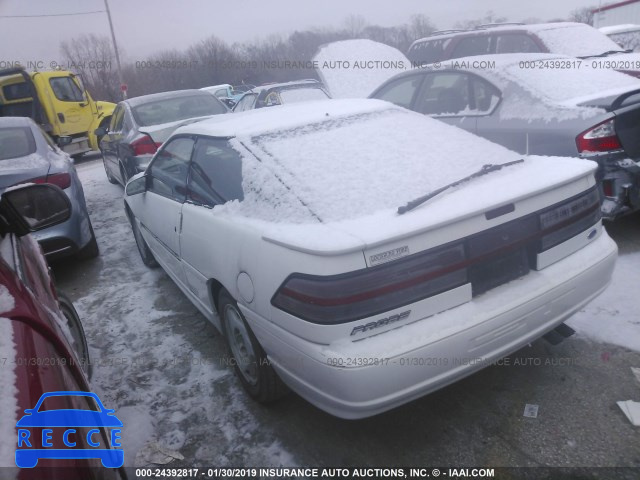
[{"x1": 245, "y1": 232, "x2": 617, "y2": 419}]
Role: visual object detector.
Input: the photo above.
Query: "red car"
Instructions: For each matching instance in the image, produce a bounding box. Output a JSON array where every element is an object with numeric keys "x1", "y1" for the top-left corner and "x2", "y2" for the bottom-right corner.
[{"x1": 0, "y1": 184, "x2": 125, "y2": 479}]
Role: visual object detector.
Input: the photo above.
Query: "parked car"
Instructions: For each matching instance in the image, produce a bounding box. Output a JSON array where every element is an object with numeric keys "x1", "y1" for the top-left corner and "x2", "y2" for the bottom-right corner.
[
  {"x1": 0, "y1": 116, "x2": 99, "y2": 260},
  {"x1": 600, "y1": 24, "x2": 640, "y2": 52},
  {"x1": 0, "y1": 183, "x2": 124, "y2": 478},
  {"x1": 232, "y1": 80, "x2": 330, "y2": 112},
  {"x1": 406, "y1": 22, "x2": 640, "y2": 78},
  {"x1": 97, "y1": 89, "x2": 228, "y2": 187},
  {"x1": 123, "y1": 99, "x2": 616, "y2": 419},
  {"x1": 200, "y1": 84, "x2": 236, "y2": 108},
  {"x1": 368, "y1": 53, "x2": 640, "y2": 219}
]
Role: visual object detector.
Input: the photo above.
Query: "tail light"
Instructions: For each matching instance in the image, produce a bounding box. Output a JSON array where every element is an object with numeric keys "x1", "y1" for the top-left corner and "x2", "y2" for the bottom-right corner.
[
  {"x1": 131, "y1": 135, "x2": 162, "y2": 156},
  {"x1": 539, "y1": 187, "x2": 600, "y2": 251},
  {"x1": 576, "y1": 119, "x2": 622, "y2": 154},
  {"x1": 31, "y1": 172, "x2": 71, "y2": 189},
  {"x1": 272, "y1": 189, "x2": 601, "y2": 325},
  {"x1": 271, "y1": 242, "x2": 467, "y2": 324}
]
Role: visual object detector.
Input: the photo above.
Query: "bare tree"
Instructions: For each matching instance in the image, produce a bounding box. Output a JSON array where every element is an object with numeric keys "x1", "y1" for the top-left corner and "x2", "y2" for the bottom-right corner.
[
  {"x1": 569, "y1": 6, "x2": 596, "y2": 26},
  {"x1": 344, "y1": 14, "x2": 368, "y2": 38},
  {"x1": 409, "y1": 14, "x2": 436, "y2": 40},
  {"x1": 454, "y1": 10, "x2": 508, "y2": 30},
  {"x1": 60, "y1": 34, "x2": 120, "y2": 101}
]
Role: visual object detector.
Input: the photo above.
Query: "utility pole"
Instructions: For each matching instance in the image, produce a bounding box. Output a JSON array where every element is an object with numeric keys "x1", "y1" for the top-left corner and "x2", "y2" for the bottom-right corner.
[{"x1": 104, "y1": 0, "x2": 126, "y2": 99}]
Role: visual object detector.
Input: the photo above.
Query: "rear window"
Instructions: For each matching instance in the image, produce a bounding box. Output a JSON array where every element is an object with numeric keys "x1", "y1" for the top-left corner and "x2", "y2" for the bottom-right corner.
[
  {"x1": 407, "y1": 38, "x2": 451, "y2": 64},
  {"x1": 278, "y1": 88, "x2": 329, "y2": 104},
  {"x1": 132, "y1": 94, "x2": 226, "y2": 127},
  {"x1": 2, "y1": 82, "x2": 31, "y2": 101},
  {"x1": 0, "y1": 126, "x2": 36, "y2": 160}
]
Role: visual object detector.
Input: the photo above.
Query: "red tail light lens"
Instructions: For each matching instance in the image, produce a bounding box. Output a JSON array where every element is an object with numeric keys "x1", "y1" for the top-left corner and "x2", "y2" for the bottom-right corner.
[
  {"x1": 32, "y1": 172, "x2": 71, "y2": 189},
  {"x1": 131, "y1": 135, "x2": 162, "y2": 156},
  {"x1": 271, "y1": 242, "x2": 467, "y2": 324},
  {"x1": 576, "y1": 119, "x2": 622, "y2": 154}
]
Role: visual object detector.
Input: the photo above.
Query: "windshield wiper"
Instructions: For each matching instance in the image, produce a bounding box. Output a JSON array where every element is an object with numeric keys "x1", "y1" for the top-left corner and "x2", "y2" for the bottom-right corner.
[
  {"x1": 577, "y1": 49, "x2": 633, "y2": 59},
  {"x1": 397, "y1": 159, "x2": 525, "y2": 215}
]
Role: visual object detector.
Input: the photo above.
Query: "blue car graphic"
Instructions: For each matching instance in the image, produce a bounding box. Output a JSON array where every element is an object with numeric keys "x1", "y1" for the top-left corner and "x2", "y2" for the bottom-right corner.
[{"x1": 15, "y1": 391, "x2": 124, "y2": 468}]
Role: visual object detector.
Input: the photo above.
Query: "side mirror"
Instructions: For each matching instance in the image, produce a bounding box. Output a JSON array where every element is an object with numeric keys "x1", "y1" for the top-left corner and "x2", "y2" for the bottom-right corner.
[
  {"x1": 94, "y1": 126, "x2": 108, "y2": 136},
  {"x1": 1, "y1": 184, "x2": 72, "y2": 235},
  {"x1": 125, "y1": 175, "x2": 148, "y2": 196},
  {"x1": 57, "y1": 136, "x2": 73, "y2": 147}
]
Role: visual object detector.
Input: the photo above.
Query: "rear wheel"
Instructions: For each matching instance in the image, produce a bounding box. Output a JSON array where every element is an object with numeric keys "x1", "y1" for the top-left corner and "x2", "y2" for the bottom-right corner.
[
  {"x1": 76, "y1": 221, "x2": 99, "y2": 260},
  {"x1": 103, "y1": 155, "x2": 118, "y2": 184},
  {"x1": 57, "y1": 292, "x2": 92, "y2": 379},
  {"x1": 218, "y1": 288, "x2": 288, "y2": 403},
  {"x1": 130, "y1": 213, "x2": 158, "y2": 268}
]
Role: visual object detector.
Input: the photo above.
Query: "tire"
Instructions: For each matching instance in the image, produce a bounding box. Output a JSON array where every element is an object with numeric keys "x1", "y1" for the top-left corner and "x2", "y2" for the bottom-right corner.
[
  {"x1": 103, "y1": 155, "x2": 118, "y2": 184},
  {"x1": 76, "y1": 221, "x2": 99, "y2": 260},
  {"x1": 218, "y1": 288, "x2": 288, "y2": 403},
  {"x1": 57, "y1": 292, "x2": 92, "y2": 379},
  {"x1": 119, "y1": 163, "x2": 129, "y2": 187},
  {"x1": 129, "y1": 213, "x2": 158, "y2": 268}
]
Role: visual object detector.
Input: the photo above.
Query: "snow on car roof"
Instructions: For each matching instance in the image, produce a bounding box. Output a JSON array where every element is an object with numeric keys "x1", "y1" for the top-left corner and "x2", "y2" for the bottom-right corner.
[
  {"x1": 411, "y1": 22, "x2": 621, "y2": 57},
  {"x1": 446, "y1": 53, "x2": 640, "y2": 112},
  {"x1": 203, "y1": 101, "x2": 525, "y2": 224},
  {"x1": 314, "y1": 39, "x2": 408, "y2": 98}
]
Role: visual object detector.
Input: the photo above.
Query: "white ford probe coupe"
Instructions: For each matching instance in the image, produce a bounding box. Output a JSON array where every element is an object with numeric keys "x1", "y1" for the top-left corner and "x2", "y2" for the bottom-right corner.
[{"x1": 123, "y1": 98, "x2": 617, "y2": 419}]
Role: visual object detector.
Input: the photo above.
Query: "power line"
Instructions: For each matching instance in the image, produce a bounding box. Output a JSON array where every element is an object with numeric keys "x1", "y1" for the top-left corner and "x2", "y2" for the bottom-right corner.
[{"x1": 0, "y1": 10, "x2": 105, "y2": 18}]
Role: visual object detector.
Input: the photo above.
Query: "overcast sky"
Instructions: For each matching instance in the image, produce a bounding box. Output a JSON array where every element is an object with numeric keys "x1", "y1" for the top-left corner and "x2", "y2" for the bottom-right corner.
[{"x1": 1, "y1": 0, "x2": 597, "y2": 65}]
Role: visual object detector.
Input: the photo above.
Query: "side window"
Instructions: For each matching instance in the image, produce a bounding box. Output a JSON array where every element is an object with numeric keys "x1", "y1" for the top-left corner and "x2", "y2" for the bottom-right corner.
[
  {"x1": 415, "y1": 73, "x2": 471, "y2": 116},
  {"x1": 373, "y1": 75, "x2": 424, "y2": 109},
  {"x1": 471, "y1": 77, "x2": 501, "y2": 114},
  {"x1": 187, "y1": 138, "x2": 243, "y2": 208},
  {"x1": 495, "y1": 34, "x2": 541, "y2": 54},
  {"x1": 234, "y1": 94, "x2": 256, "y2": 112},
  {"x1": 38, "y1": 127, "x2": 58, "y2": 150},
  {"x1": 450, "y1": 36, "x2": 491, "y2": 59},
  {"x1": 109, "y1": 105, "x2": 124, "y2": 132},
  {"x1": 148, "y1": 137, "x2": 195, "y2": 202},
  {"x1": 49, "y1": 77, "x2": 85, "y2": 102}
]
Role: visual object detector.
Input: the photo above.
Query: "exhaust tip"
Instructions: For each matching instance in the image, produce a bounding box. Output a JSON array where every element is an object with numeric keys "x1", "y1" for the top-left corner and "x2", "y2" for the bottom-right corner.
[{"x1": 543, "y1": 323, "x2": 576, "y2": 345}]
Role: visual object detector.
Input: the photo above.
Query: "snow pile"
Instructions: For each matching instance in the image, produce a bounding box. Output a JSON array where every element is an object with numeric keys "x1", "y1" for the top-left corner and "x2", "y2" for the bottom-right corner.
[
  {"x1": 313, "y1": 39, "x2": 408, "y2": 98},
  {"x1": 221, "y1": 106, "x2": 526, "y2": 224},
  {"x1": 279, "y1": 88, "x2": 329, "y2": 104},
  {"x1": 0, "y1": 318, "x2": 18, "y2": 471},
  {"x1": 569, "y1": 251, "x2": 640, "y2": 352}
]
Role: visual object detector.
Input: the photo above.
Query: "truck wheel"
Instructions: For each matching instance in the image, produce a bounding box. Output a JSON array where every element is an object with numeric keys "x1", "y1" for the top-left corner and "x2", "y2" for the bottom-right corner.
[{"x1": 218, "y1": 288, "x2": 288, "y2": 403}]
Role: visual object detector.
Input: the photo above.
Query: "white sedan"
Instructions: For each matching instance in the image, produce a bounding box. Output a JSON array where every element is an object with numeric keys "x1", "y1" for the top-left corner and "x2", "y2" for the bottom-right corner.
[{"x1": 123, "y1": 99, "x2": 617, "y2": 419}]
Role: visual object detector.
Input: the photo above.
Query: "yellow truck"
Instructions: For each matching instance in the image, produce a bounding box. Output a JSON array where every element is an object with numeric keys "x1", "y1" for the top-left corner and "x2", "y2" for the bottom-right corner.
[{"x1": 0, "y1": 67, "x2": 115, "y2": 156}]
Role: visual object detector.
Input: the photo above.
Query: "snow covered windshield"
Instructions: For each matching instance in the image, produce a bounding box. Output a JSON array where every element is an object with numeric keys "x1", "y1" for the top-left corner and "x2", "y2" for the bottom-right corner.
[
  {"x1": 226, "y1": 106, "x2": 522, "y2": 224},
  {"x1": 132, "y1": 94, "x2": 227, "y2": 127},
  {"x1": 535, "y1": 23, "x2": 625, "y2": 57},
  {"x1": 0, "y1": 127, "x2": 36, "y2": 160},
  {"x1": 279, "y1": 88, "x2": 329, "y2": 104}
]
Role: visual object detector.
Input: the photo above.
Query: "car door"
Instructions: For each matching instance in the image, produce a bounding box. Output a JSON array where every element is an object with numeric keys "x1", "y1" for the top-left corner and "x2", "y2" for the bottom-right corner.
[
  {"x1": 101, "y1": 104, "x2": 124, "y2": 179},
  {"x1": 46, "y1": 75, "x2": 92, "y2": 136},
  {"x1": 137, "y1": 136, "x2": 195, "y2": 285},
  {"x1": 180, "y1": 136, "x2": 244, "y2": 314}
]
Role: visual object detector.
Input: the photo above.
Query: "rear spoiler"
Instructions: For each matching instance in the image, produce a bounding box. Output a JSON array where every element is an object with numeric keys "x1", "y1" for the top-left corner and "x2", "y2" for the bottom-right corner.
[{"x1": 611, "y1": 88, "x2": 640, "y2": 110}]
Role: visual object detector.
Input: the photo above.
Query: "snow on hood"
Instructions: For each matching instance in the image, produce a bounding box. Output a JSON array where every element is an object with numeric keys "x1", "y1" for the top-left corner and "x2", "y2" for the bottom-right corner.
[
  {"x1": 528, "y1": 22, "x2": 624, "y2": 57},
  {"x1": 313, "y1": 39, "x2": 409, "y2": 98},
  {"x1": 212, "y1": 103, "x2": 596, "y2": 252}
]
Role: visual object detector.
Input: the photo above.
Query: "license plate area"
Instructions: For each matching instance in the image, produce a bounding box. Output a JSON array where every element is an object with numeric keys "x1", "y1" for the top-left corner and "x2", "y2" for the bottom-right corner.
[{"x1": 468, "y1": 247, "x2": 530, "y2": 296}]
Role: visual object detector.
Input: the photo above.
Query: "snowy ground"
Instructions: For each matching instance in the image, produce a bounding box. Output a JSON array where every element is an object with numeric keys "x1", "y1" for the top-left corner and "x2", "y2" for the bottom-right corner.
[{"x1": 52, "y1": 156, "x2": 640, "y2": 469}]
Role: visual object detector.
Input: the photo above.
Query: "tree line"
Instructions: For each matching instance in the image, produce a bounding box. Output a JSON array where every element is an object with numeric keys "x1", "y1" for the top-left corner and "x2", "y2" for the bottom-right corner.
[{"x1": 60, "y1": 9, "x2": 595, "y2": 102}]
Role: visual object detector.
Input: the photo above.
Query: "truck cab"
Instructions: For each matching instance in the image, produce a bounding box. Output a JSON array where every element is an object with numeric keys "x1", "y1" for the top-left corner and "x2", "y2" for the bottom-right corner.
[{"x1": 0, "y1": 68, "x2": 115, "y2": 156}]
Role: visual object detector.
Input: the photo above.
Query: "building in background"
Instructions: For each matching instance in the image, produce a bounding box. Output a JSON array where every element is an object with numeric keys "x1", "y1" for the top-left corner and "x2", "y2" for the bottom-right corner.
[{"x1": 593, "y1": 0, "x2": 640, "y2": 27}]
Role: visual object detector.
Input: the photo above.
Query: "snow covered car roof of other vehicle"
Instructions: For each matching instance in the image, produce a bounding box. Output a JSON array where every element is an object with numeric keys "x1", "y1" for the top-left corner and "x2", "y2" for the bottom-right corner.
[
  {"x1": 409, "y1": 22, "x2": 624, "y2": 58},
  {"x1": 428, "y1": 53, "x2": 640, "y2": 110},
  {"x1": 169, "y1": 98, "x2": 595, "y2": 228}
]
